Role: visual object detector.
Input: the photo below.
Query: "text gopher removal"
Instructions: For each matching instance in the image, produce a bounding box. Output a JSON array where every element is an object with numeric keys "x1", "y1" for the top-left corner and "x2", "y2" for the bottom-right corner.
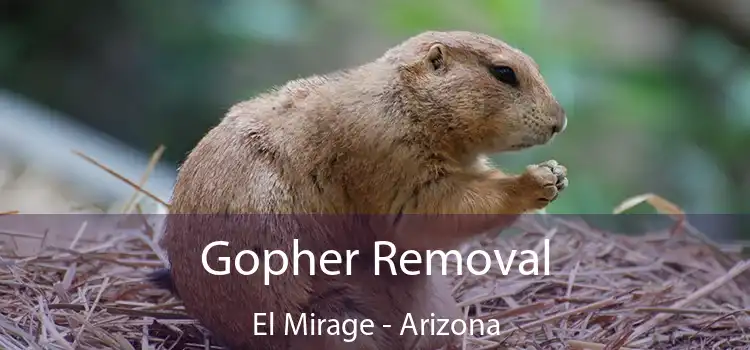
[{"x1": 201, "y1": 238, "x2": 551, "y2": 284}]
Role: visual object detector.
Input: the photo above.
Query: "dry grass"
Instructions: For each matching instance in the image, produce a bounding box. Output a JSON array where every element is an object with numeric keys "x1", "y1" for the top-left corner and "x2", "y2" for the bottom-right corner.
[{"x1": 1, "y1": 150, "x2": 749, "y2": 349}]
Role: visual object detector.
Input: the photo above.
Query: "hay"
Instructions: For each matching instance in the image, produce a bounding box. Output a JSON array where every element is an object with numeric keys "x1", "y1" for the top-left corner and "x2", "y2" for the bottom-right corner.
[
  {"x1": 1, "y1": 151, "x2": 749, "y2": 349},
  {"x1": 2, "y1": 213, "x2": 749, "y2": 350}
]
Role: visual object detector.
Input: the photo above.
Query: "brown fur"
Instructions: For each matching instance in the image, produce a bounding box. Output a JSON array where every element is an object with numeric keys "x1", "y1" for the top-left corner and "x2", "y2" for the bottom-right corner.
[{"x1": 158, "y1": 31, "x2": 568, "y2": 350}]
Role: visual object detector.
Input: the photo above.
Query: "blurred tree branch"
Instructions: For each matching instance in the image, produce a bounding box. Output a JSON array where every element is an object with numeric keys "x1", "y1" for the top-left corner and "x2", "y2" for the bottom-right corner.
[{"x1": 641, "y1": 0, "x2": 750, "y2": 52}]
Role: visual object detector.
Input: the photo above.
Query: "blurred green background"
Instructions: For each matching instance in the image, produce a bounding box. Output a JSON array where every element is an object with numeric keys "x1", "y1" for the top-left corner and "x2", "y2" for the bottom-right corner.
[{"x1": 0, "y1": 0, "x2": 748, "y2": 217}]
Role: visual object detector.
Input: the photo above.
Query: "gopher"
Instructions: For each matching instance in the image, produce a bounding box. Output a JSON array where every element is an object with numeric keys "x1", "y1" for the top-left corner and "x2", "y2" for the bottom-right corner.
[{"x1": 150, "y1": 30, "x2": 568, "y2": 350}]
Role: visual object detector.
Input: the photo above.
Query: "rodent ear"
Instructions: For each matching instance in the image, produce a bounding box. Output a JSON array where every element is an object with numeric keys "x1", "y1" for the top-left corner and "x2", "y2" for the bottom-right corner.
[{"x1": 425, "y1": 43, "x2": 447, "y2": 71}]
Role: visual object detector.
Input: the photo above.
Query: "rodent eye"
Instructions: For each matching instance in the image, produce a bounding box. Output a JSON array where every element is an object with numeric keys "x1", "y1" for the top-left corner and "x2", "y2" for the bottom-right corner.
[{"x1": 489, "y1": 65, "x2": 519, "y2": 87}]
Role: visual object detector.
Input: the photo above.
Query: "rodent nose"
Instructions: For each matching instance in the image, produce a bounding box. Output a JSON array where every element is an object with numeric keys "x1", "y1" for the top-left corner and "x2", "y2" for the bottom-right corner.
[
  {"x1": 552, "y1": 117, "x2": 567, "y2": 134},
  {"x1": 551, "y1": 105, "x2": 567, "y2": 134},
  {"x1": 551, "y1": 123, "x2": 561, "y2": 134}
]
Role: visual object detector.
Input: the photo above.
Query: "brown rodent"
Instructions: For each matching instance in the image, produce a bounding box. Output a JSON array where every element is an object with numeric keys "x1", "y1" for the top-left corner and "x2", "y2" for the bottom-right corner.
[{"x1": 151, "y1": 30, "x2": 568, "y2": 350}]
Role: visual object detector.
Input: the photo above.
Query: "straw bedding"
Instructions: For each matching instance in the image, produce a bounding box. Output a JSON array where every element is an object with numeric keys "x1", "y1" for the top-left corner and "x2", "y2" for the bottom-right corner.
[{"x1": 1, "y1": 207, "x2": 749, "y2": 350}]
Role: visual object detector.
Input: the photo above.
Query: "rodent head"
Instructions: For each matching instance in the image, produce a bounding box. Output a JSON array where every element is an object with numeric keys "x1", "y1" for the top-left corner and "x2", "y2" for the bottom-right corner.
[{"x1": 381, "y1": 31, "x2": 567, "y2": 155}]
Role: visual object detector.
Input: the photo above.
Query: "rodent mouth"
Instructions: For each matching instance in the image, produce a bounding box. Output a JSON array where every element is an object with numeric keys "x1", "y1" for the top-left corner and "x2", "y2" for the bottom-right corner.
[
  {"x1": 507, "y1": 132, "x2": 557, "y2": 151},
  {"x1": 508, "y1": 143, "x2": 534, "y2": 150}
]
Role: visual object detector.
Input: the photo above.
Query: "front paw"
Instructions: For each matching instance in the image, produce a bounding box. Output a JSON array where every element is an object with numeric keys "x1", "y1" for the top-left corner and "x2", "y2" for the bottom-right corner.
[{"x1": 519, "y1": 160, "x2": 568, "y2": 209}]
